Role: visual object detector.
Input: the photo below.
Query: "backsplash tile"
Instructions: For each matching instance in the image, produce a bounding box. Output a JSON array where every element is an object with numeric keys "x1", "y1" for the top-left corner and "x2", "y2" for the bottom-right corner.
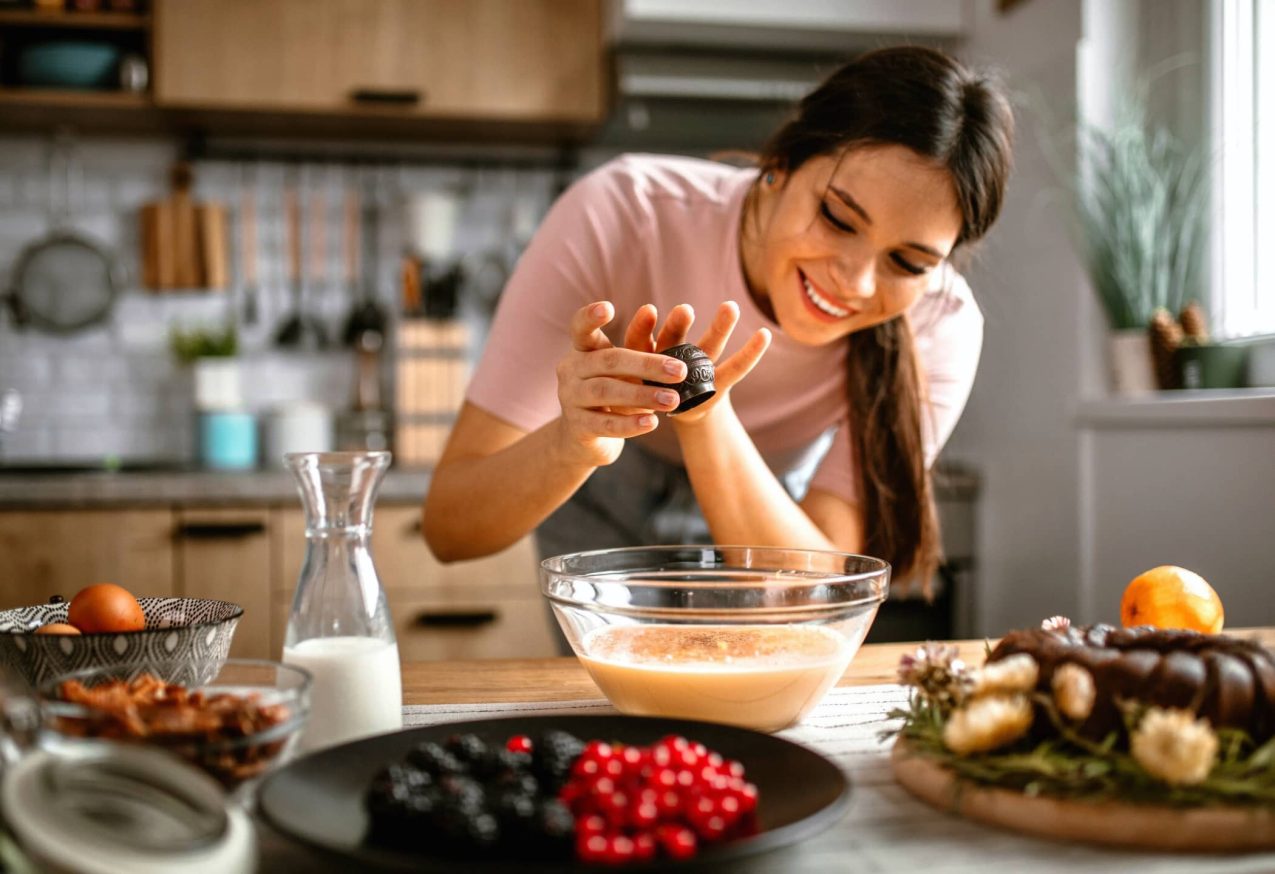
[{"x1": 0, "y1": 134, "x2": 557, "y2": 467}]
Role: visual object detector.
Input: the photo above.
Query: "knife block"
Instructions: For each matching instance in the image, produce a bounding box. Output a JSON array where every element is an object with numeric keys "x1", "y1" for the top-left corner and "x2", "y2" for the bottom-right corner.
[{"x1": 394, "y1": 319, "x2": 470, "y2": 467}]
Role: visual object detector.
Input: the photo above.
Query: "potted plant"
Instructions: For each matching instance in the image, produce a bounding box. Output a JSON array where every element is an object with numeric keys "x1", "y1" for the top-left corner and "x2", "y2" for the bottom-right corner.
[
  {"x1": 171, "y1": 323, "x2": 240, "y2": 410},
  {"x1": 1073, "y1": 100, "x2": 1209, "y2": 395},
  {"x1": 170, "y1": 324, "x2": 257, "y2": 469}
]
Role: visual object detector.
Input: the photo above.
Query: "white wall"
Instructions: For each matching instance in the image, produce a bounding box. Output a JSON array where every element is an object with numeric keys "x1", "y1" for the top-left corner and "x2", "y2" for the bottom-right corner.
[
  {"x1": 947, "y1": 0, "x2": 1090, "y2": 635},
  {"x1": 950, "y1": 0, "x2": 1275, "y2": 636},
  {"x1": 1080, "y1": 414, "x2": 1275, "y2": 626}
]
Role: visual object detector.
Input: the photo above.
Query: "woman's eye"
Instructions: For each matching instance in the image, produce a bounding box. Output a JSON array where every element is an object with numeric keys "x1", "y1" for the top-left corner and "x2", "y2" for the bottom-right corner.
[
  {"x1": 819, "y1": 202, "x2": 855, "y2": 234},
  {"x1": 891, "y1": 254, "x2": 927, "y2": 276}
]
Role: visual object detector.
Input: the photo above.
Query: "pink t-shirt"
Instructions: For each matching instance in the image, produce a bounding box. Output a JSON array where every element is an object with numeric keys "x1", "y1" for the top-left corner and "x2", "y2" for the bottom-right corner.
[{"x1": 466, "y1": 154, "x2": 983, "y2": 505}]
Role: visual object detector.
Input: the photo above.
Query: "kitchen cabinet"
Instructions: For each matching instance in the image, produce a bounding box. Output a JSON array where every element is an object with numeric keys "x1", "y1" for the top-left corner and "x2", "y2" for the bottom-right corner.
[
  {"x1": 152, "y1": 0, "x2": 606, "y2": 123},
  {"x1": 273, "y1": 505, "x2": 555, "y2": 660},
  {"x1": 0, "y1": 509, "x2": 174, "y2": 610},
  {"x1": 173, "y1": 508, "x2": 273, "y2": 660},
  {"x1": 0, "y1": 501, "x2": 553, "y2": 660}
]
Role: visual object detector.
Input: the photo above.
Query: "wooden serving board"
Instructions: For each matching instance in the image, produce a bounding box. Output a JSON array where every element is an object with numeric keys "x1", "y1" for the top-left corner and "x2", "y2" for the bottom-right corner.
[{"x1": 892, "y1": 737, "x2": 1275, "y2": 852}]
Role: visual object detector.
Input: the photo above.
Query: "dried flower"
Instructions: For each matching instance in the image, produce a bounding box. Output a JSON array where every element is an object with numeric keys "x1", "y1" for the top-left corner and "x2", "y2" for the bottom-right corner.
[
  {"x1": 967, "y1": 654, "x2": 1039, "y2": 698},
  {"x1": 1041, "y1": 615, "x2": 1071, "y2": 633},
  {"x1": 942, "y1": 694, "x2": 1034, "y2": 755},
  {"x1": 898, "y1": 643, "x2": 968, "y2": 709},
  {"x1": 1050, "y1": 662, "x2": 1096, "y2": 721},
  {"x1": 1130, "y1": 707, "x2": 1218, "y2": 786}
]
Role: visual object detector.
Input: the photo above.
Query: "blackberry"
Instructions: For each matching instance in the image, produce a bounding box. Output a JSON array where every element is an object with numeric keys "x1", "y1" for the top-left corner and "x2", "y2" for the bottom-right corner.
[
  {"x1": 436, "y1": 806, "x2": 501, "y2": 851},
  {"x1": 367, "y1": 763, "x2": 432, "y2": 799},
  {"x1": 406, "y1": 741, "x2": 465, "y2": 777},
  {"x1": 532, "y1": 798, "x2": 575, "y2": 854},
  {"x1": 493, "y1": 790, "x2": 537, "y2": 836},
  {"x1": 444, "y1": 732, "x2": 489, "y2": 765},
  {"x1": 460, "y1": 811, "x2": 501, "y2": 850},
  {"x1": 531, "y1": 731, "x2": 584, "y2": 790},
  {"x1": 472, "y1": 747, "x2": 532, "y2": 780},
  {"x1": 493, "y1": 769, "x2": 539, "y2": 797},
  {"x1": 366, "y1": 790, "x2": 441, "y2": 846},
  {"x1": 439, "y1": 774, "x2": 486, "y2": 813}
]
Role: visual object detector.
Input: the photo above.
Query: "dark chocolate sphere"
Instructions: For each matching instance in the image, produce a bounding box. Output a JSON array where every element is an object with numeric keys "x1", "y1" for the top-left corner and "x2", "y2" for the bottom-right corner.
[{"x1": 644, "y1": 343, "x2": 716, "y2": 415}]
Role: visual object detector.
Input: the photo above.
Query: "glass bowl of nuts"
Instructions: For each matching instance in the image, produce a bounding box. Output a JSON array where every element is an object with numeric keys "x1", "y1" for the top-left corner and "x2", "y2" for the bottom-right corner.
[{"x1": 37, "y1": 658, "x2": 312, "y2": 791}]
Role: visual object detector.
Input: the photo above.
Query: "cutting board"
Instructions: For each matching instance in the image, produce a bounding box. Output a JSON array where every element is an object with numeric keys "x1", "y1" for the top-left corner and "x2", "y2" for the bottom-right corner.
[
  {"x1": 892, "y1": 737, "x2": 1275, "y2": 852},
  {"x1": 140, "y1": 162, "x2": 227, "y2": 291}
]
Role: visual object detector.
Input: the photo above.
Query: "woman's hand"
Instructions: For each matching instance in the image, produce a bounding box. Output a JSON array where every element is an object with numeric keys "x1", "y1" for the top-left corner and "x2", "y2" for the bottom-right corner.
[
  {"x1": 553, "y1": 301, "x2": 688, "y2": 467},
  {"x1": 626, "y1": 301, "x2": 771, "y2": 426}
]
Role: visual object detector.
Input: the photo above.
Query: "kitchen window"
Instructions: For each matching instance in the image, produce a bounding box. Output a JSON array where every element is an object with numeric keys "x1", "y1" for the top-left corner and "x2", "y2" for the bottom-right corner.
[{"x1": 1210, "y1": 0, "x2": 1275, "y2": 338}]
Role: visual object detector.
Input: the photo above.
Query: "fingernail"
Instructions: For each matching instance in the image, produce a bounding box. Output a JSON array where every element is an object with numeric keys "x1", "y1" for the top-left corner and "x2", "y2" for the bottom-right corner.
[
  {"x1": 663, "y1": 359, "x2": 686, "y2": 377},
  {"x1": 655, "y1": 390, "x2": 679, "y2": 407},
  {"x1": 591, "y1": 303, "x2": 607, "y2": 318},
  {"x1": 638, "y1": 414, "x2": 657, "y2": 427}
]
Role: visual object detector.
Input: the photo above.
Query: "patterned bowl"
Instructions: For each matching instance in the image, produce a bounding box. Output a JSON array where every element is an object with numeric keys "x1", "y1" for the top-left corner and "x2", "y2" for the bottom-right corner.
[{"x1": 0, "y1": 597, "x2": 242, "y2": 691}]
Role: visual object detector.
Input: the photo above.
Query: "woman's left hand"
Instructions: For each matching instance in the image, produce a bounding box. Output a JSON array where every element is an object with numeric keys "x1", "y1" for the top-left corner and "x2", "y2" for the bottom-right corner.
[{"x1": 623, "y1": 300, "x2": 771, "y2": 425}]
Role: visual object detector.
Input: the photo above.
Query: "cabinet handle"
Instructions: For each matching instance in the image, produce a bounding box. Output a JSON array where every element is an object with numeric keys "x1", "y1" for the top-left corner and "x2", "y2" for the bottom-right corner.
[
  {"x1": 349, "y1": 88, "x2": 422, "y2": 106},
  {"x1": 175, "y1": 521, "x2": 267, "y2": 540},
  {"x1": 414, "y1": 609, "x2": 498, "y2": 628}
]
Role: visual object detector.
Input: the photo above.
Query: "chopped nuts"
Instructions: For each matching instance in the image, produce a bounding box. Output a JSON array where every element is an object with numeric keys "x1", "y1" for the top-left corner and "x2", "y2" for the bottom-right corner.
[{"x1": 54, "y1": 674, "x2": 293, "y2": 788}]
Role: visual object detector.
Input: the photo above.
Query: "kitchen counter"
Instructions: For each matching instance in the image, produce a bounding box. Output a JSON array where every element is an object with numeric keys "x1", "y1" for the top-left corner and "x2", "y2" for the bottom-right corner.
[
  {"x1": 0, "y1": 462, "x2": 979, "y2": 509},
  {"x1": 0, "y1": 466, "x2": 433, "y2": 508},
  {"x1": 260, "y1": 628, "x2": 1275, "y2": 871}
]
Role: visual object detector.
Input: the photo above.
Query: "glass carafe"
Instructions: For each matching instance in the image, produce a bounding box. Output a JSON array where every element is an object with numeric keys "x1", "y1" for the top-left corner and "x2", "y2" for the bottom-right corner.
[{"x1": 282, "y1": 451, "x2": 401, "y2": 753}]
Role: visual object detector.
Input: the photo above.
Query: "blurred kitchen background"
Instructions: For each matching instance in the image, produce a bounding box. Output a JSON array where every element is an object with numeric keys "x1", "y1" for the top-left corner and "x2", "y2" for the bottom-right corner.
[{"x1": 1, "y1": 0, "x2": 1273, "y2": 661}]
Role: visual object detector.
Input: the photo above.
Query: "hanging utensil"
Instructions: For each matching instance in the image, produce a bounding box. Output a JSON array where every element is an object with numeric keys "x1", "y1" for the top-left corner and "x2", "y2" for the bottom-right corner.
[
  {"x1": 341, "y1": 173, "x2": 387, "y2": 346},
  {"x1": 4, "y1": 134, "x2": 121, "y2": 334},
  {"x1": 239, "y1": 169, "x2": 259, "y2": 326},
  {"x1": 274, "y1": 173, "x2": 327, "y2": 350}
]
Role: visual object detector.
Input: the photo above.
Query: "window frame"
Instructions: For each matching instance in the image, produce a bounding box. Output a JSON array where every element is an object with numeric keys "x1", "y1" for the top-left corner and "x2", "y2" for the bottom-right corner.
[{"x1": 1210, "y1": 0, "x2": 1275, "y2": 338}]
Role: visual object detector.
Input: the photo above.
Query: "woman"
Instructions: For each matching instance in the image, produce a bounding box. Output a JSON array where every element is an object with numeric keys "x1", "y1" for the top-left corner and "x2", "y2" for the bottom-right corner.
[{"x1": 423, "y1": 46, "x2": 1014, "y2": 598}]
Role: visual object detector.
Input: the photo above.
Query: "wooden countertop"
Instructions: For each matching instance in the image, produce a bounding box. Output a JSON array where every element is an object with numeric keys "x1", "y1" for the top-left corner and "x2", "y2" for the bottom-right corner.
[
  {"x1": 261, "y1": 628, "x2": 1275, "y2": 871},
  {"x1": 400, "y1": 628, "x2": 1275, "y2": 706}
]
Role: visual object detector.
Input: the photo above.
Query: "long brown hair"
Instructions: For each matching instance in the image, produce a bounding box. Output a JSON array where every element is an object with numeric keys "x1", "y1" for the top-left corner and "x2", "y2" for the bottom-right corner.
[{"x1": 757, "y1": 46, "x2": 1014, "y2": 589}]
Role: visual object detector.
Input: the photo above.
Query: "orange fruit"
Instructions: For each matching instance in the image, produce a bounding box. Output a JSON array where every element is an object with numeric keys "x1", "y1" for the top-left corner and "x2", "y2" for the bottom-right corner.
[
  {"x1": 34, "y1": 623, "x2": 81, "y2": 635},
  {"x1": 67, "y1": 583, "x2": 145, "y2": 634},
  {"x1": 1120, "y1": 565, "x2": 1224, "y2": 633}
]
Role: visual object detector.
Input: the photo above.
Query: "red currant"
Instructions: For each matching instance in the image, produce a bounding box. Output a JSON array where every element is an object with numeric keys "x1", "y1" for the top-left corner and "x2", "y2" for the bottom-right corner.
[
  {"x1": 505, "y1": 734, "x2": 533, "y2": 754},
  {"x1": 657, "y1": 824, "x2": 697, "y2": 860}
]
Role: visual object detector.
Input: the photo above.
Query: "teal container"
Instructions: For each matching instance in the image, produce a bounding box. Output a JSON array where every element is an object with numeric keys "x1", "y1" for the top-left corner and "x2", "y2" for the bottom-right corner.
[
  {"x1": 199, "y1": 411, "x2": 258, "y2": 470},
  {"x1": 1176, "y1": 343, "x2": 1250, "y2": 390}
]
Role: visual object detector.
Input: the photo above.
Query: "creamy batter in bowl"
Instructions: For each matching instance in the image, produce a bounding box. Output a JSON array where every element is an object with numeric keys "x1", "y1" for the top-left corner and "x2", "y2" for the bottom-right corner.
[{"x1": 540, "y1": 546, "x2": 889, "y2": 732}]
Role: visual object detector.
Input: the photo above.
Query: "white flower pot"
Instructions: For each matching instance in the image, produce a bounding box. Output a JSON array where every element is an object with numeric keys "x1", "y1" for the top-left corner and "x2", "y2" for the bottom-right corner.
[
  {"x1": 1108, "y1": 329, "x2": 1156, "y2": 396},
  {"x1": 193, "y1": 357, "x2": 243, "y2": 411}
]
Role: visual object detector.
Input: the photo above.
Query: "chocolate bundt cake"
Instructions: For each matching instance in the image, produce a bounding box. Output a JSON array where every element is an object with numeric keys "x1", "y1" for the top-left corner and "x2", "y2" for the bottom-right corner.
[{"x1": 988, "y1": 624, "x2": 1275, "y2": 741}]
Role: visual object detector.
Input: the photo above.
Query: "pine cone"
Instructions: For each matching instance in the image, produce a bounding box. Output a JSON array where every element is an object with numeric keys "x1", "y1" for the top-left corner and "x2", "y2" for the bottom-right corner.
[
  {"x1": 1179, "y1": 300, "x2": 1210, "y2": 342},
  {"x1": 1149, "y1": 308, "x2": 1184, "y2": 389}
]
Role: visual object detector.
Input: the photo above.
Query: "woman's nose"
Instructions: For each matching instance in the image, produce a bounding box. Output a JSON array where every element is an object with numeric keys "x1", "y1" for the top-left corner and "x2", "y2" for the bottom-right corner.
[{"x1": 832, "y1": 256, "x2": 876, "y2": 301}]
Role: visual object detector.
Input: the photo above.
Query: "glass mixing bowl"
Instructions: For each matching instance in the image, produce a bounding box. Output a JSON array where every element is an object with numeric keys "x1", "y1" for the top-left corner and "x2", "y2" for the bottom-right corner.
[{"x1": 541, "y1": 545, "x2": 890, "y2": 732}]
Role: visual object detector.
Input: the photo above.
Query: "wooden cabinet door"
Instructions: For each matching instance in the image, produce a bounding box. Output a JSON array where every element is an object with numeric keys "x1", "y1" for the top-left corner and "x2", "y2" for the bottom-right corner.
[
  {"x1": 174, "y1": 508, "x2": 273, "y2": 660},
  {"x1": 153, "y1": 0, "x2": 604, "y2": 121},
  {"x1": 0, "y1": 510, "x2": 175, "y2": 610},
  {"x1": 273, "y1": 504, "x2": 554, "y2": 659},
  {"x1": 448, "y1": 0, "x2": 605, "y2": 121}
]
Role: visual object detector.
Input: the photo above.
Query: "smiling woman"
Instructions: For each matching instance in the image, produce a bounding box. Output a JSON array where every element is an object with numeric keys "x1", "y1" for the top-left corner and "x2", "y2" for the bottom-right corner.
[{"x1": 421, "y1": 46, "x2": 1014, "y2": 625}]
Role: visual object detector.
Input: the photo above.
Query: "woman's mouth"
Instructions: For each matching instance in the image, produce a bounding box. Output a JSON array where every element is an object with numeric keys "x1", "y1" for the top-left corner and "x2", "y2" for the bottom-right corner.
[{"x1": 799, "y1": 271, "x2": 853, "y2": 320}]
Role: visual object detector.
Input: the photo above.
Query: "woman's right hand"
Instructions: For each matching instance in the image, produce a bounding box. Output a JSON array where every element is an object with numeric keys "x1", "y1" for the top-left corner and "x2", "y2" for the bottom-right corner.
[{"x1": 554, "y1": 301, "x2": 686, "y2": 467}]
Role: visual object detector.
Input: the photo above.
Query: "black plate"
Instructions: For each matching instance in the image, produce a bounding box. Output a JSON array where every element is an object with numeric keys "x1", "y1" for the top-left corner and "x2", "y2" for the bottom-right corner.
[{"x1": 257, "y1": 714, "x2": 850, "y2": 871}]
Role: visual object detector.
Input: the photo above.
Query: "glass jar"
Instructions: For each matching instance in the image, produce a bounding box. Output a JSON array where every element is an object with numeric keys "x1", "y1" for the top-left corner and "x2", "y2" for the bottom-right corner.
[{"x1": 282, "y1": 451, "x2": 401, "y2": 753}]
